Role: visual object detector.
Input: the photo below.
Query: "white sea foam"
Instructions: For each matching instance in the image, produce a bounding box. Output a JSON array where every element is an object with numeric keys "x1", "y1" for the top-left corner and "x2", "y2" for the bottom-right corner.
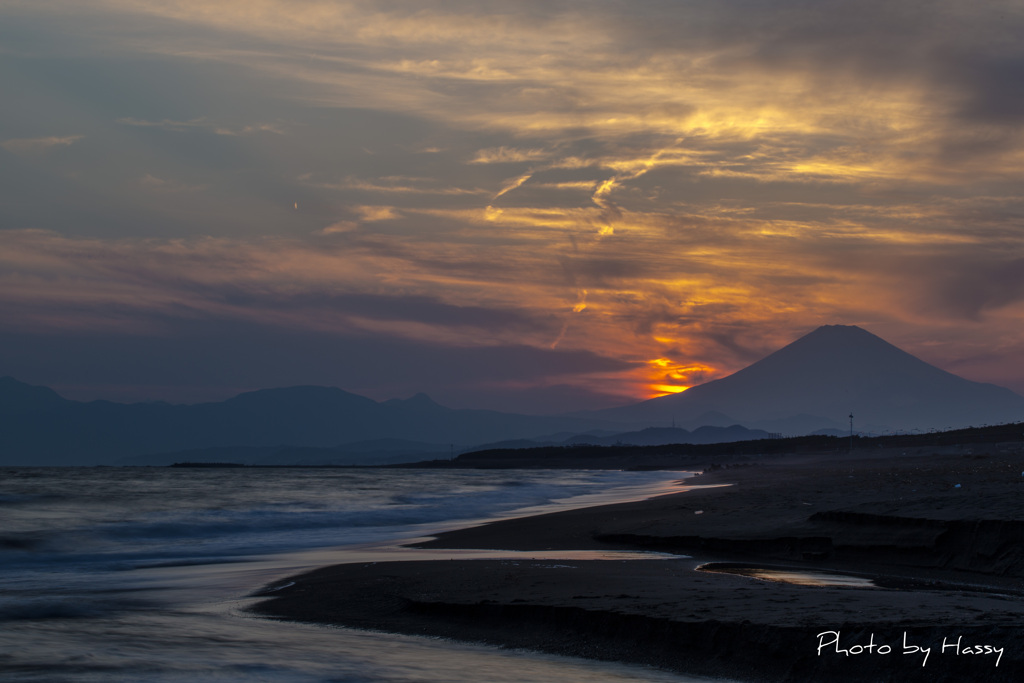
[{"x1": 0, "y1": 467, "x2": 720, "y2": 682}]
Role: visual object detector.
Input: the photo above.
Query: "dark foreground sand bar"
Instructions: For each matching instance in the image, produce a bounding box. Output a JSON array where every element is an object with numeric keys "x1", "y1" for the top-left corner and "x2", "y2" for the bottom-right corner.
[{"x1": 253, "y1": 448, "x2": 1024, "y2": 682}]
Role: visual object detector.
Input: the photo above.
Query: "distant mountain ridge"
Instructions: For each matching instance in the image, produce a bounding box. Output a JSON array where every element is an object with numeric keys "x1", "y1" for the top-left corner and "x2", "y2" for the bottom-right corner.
[
  {"x1": 0, "y1": 379, "x2": 612, "y2": 465},
  {"x1": 3, "y1": 324, "x2": 1022, "y2": 465},
  {"x1": 473, "y1": 425, "x2": 772, "y2": 451},
  {"x1": 596, "y1": 325, "x2": 1024, "y2": 433}
]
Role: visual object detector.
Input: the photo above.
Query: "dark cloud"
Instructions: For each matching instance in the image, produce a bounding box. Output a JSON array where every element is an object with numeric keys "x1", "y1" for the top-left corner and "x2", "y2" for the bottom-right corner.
[
  {"x1": 213, "y1": 290, "x2": 555, "y2": 333},
  {"x1": 557, "y1": 254, "x2": 655, "y2": 286},
  {"x1": 0, "y1": 318, "x2": 630, "y2": 410},
  {"x1": 928, "y1": 257, "x2": 1024, "y2": 320},
  {"x1": 942, "y1": 54, "x2": 1024, "y2": 125}
]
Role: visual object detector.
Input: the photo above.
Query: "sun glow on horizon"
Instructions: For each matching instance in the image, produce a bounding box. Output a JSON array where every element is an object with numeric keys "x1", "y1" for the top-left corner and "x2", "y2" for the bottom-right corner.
[
  {"x1": 650, "y1": 383, "x2": 691, "y2": 397},
  {"x1": 643, "y1": 358, "x2": 715, "y2": 399}
]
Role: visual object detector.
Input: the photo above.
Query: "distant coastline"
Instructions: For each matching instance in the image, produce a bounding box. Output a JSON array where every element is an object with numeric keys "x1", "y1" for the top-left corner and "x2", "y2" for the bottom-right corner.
[{"x1": 159, "y1": 422, "x2": 1024, "y2": 471}]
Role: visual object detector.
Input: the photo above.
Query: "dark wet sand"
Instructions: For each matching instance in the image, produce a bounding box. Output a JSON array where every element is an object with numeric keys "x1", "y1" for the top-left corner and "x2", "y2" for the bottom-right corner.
[{"x1": 253, "y1": 448, "x2": 1024, "y2": 682}]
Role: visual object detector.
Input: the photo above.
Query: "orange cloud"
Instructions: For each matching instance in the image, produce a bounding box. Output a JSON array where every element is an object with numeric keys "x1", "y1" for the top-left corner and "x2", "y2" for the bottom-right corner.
[{"x1": 353, "y1": 205, "x2": 399, "y2": 222}]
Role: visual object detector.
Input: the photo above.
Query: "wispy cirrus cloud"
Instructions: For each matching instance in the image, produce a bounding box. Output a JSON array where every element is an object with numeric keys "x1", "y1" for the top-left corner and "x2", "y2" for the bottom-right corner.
[
  {"x1": 117, "y1": 117, "x2": 285, "y2": 136},
  {"x1": 309, "y1": 176, "x2": 488, "y2": 197},
  {"x1": 470, "y1": 147, "x2": 550, "y2": 164},
  {"x1": 2, "y1": 135, "x2": 83, "y2": 154}
]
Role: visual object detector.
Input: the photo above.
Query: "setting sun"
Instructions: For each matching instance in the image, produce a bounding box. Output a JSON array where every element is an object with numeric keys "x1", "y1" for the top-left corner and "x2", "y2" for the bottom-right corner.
[
  {"x1": 650, "y1": 383, "x2": 691, "y2": 397},
  {"x1": 644, "y1": 358, "x2": 716, "y2": 398}
]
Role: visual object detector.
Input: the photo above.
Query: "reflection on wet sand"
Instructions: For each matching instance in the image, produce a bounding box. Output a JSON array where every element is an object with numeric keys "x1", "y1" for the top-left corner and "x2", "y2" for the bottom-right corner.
[{"x1": 697, "y1": 563, "x2": 876, "y2": 588}]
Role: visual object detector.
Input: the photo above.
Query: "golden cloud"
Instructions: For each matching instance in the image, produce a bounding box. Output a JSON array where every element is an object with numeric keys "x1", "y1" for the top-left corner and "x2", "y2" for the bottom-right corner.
[{"x1": 470, "y1": 147, "x2": 550, "y2": 164}]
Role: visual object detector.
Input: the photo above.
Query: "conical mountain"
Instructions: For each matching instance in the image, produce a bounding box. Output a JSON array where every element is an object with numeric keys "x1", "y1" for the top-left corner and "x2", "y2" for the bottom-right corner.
[{"x1": 603, "y1": 325, "x2": 1024, "y2": 433}]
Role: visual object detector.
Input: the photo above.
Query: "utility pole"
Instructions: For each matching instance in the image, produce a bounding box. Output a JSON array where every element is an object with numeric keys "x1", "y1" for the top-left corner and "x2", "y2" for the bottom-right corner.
[{"x1": 849, "y1": 413, "x2": 854, "y2": 452}]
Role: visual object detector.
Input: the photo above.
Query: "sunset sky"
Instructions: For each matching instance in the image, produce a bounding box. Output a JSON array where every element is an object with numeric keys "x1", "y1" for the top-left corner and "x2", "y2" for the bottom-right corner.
[{"x1": 2, "y1": 1, "x2": 1023, "y2": 413}]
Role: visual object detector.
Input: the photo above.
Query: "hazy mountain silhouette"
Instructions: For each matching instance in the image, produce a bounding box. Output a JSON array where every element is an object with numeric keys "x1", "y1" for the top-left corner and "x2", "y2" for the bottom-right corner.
[
  {"x1": 0, "y1": 380, "x2": 613, "y2": 466},
  {"x1": 598, "y1": 325, "x2": 1024, "y2": 433},
  {"x1": 560, "y1": 425, "x2": 771, "y2": 447},
  {"x1": 468, "y1": 424, "x2": 769, "y2": 451},
  {"x1": 3, "y1": 325, "x2": 1022, "y2": 464}
]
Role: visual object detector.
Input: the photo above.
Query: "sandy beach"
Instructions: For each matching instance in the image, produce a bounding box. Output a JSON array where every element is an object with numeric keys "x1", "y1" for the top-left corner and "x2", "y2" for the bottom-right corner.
[{"x1": 252, "y1": 447, "x2": 1024, "y2": 682}]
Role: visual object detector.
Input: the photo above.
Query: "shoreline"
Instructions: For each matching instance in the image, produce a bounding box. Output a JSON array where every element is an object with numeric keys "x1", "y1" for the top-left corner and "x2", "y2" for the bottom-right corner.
[{"x1": 251, "y1": 449, "x2": 1024, "y2": 682}]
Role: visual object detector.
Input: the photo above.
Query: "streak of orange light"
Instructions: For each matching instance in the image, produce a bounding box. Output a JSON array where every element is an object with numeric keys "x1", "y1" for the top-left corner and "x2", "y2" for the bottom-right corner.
[
  {"x1": 644, "y1": 357, "x2": 715, "y2": 399},
  {"x1": 650, "y1": 384, "x2": 691, "y2": 397}
]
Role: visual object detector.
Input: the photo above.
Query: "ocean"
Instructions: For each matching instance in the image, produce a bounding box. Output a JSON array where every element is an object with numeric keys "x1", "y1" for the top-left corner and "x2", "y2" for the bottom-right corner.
[{"x1": 0, "y1": 466, "x2": 711, "y2": 682}]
